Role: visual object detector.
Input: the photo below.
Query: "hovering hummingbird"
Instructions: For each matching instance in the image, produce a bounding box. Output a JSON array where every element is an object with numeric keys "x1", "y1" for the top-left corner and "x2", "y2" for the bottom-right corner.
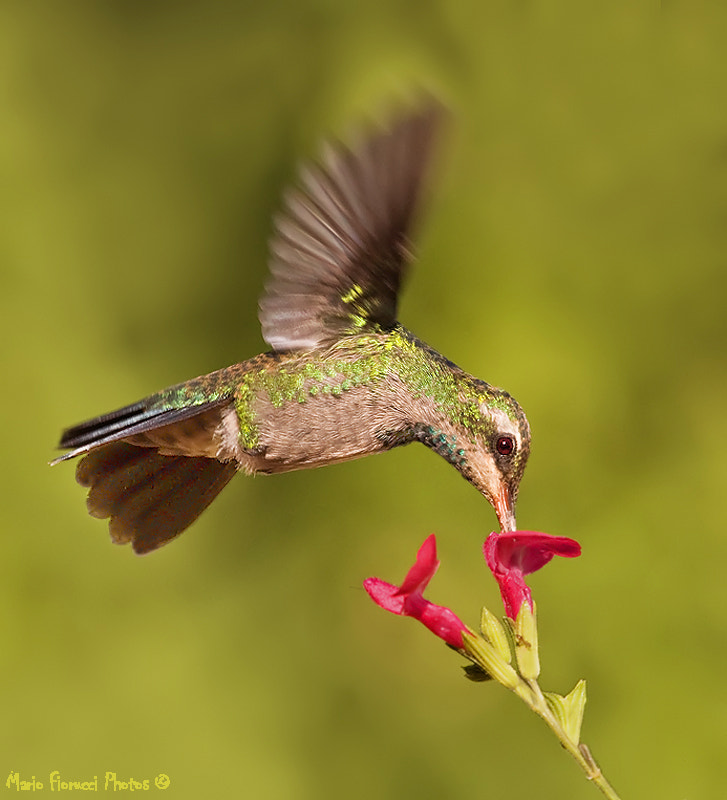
[{"x1": 53, "y1": 101, "x2": 530, "y2": 554}]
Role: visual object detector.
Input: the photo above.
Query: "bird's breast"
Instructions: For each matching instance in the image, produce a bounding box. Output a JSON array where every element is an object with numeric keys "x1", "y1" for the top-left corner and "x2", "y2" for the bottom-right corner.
[{"x1": 223, "y1": 351, "x2": 410, "y2": 474}]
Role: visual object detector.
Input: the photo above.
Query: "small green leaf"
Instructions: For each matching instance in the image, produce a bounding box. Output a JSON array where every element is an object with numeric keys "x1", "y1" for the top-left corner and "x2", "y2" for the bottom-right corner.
[
  {"x1": 544, "y1": 679, "x2": 587, "y2": 744},
  {"x1": 480, "y1": 607, "x2": 512, "y2": 663},
  {"x1": 544, "y1": 693, "x2": 568, "y2": 729}
]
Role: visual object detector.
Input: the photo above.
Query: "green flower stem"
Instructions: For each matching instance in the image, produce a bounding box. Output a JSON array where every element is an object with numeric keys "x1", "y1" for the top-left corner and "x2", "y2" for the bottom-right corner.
[
  {"x1": 521, "y1": 679, "x2": 622, "y2": 800},
  {"x1": 462, "y1": 630, "x2": 622, "y2": 800}
]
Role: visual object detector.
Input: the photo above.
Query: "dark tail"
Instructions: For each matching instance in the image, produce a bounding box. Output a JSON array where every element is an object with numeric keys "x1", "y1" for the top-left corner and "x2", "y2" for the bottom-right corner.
[
  {"x1": 53, "y1": 393, "x2": 237, "y2": 553},
  {"x1": 75, "y1": 442, "x2": 237, "y2": 554}
]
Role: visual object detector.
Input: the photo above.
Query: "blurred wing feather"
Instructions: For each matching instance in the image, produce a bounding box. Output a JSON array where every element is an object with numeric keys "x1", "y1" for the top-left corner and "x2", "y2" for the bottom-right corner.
[{"x1": 260, "y1": 101, "x2": 445, "y2": 351}]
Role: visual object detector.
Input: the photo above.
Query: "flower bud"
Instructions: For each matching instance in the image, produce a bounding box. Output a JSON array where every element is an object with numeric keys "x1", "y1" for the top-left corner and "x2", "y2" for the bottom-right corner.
[{"x1": 513, "y1": 600, "x2": 540, "y2": 679}]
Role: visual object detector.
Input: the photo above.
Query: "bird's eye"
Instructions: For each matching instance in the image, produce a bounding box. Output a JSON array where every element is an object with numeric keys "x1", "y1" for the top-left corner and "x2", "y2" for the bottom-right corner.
[{"x1": 495, "y1": 436, "x2": 515, "y2": 456}]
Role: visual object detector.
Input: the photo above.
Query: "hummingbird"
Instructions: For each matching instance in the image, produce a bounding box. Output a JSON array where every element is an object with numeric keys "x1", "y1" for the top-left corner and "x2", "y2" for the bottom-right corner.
[{"x1": 53, "y1": 101, "x2": 531, "y2": 555}]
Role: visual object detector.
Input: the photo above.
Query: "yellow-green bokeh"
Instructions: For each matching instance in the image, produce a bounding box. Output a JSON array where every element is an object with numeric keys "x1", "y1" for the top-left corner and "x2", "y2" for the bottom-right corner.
[{"x1": 2, "y1": 2, "x2": 726, "y2": 798}]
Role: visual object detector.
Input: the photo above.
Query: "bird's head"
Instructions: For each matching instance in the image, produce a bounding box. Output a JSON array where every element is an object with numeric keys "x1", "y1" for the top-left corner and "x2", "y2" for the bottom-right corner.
[{"x1": 457, "y1": 387, "x2": 531, "y2": 532}]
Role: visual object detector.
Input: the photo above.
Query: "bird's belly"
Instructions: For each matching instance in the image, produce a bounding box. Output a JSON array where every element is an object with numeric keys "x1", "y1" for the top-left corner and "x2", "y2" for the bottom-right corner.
[
  {"x1": 230, "y1": 384, "x2": 402, "y2": 475},
  {"x1": 262, "y1": 393, "x2": 389, "y2": 472}
]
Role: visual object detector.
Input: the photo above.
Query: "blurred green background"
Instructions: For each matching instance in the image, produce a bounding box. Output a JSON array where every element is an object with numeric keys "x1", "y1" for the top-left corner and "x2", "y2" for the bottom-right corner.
[{"x1": 2, "y1": 2, "x2": 726, "y2": 798}]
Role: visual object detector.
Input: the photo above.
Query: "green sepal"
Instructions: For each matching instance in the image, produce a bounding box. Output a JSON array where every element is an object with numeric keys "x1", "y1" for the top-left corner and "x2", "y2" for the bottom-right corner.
[
  {"x1": 462, "y1": 632, "x2": 520, "y2": 690},
  {"x1": 544, "y1": 679, "x2": 587, "y2": 744},
  {"x1": 480, "y1": 607, "x2": 512, "y2": 663},
  {"x1": 513, "y1": 601, "x2": 540, "y2": 679}
]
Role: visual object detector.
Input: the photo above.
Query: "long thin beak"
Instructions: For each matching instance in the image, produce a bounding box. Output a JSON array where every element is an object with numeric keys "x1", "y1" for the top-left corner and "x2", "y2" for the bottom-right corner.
[{"x1": 494, "y1": 488, "x2": 517, "y2": 532}]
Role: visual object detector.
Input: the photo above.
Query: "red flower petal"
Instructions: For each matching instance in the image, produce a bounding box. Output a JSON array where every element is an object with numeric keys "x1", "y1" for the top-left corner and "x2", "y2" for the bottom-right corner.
[
  {"x1": 363, "y1": 578, "x2": 406, "y2": 614},
  {"x1": 397, "y1": 534, "x2": 439, "y2": 596},
  {"x1": 484, "y1": 531, "x2": 581, "y2": 619},
  {"x1": 364, "y1": 535, "x2": 469, "y2": 649}
]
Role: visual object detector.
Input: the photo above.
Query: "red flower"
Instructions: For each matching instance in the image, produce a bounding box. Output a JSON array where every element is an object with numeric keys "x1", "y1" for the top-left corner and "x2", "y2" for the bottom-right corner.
[
  {"x1": 484, "y1": 531, "x2": 581, "y2": 620},
  {"x1": 364, "y1": 535, "x2": 469, "y2": 649}
]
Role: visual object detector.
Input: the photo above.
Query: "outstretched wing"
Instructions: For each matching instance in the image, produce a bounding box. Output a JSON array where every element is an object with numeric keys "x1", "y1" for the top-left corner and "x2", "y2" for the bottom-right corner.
[{"x1": 259, "y1": 100, "x2": 445, "y2": 352}]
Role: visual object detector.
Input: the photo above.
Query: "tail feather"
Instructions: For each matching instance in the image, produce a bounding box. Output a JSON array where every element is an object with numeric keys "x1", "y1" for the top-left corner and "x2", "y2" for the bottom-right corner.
[
  {"x1": 52, "y1": 397, "x2": 229, "y2": 464},
  {"x1": 53, "y1": 389, "x2": 239, "y2": 552},
  {"x1": 77, "y1": 442, "x2": 237, "y2": 554}
]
